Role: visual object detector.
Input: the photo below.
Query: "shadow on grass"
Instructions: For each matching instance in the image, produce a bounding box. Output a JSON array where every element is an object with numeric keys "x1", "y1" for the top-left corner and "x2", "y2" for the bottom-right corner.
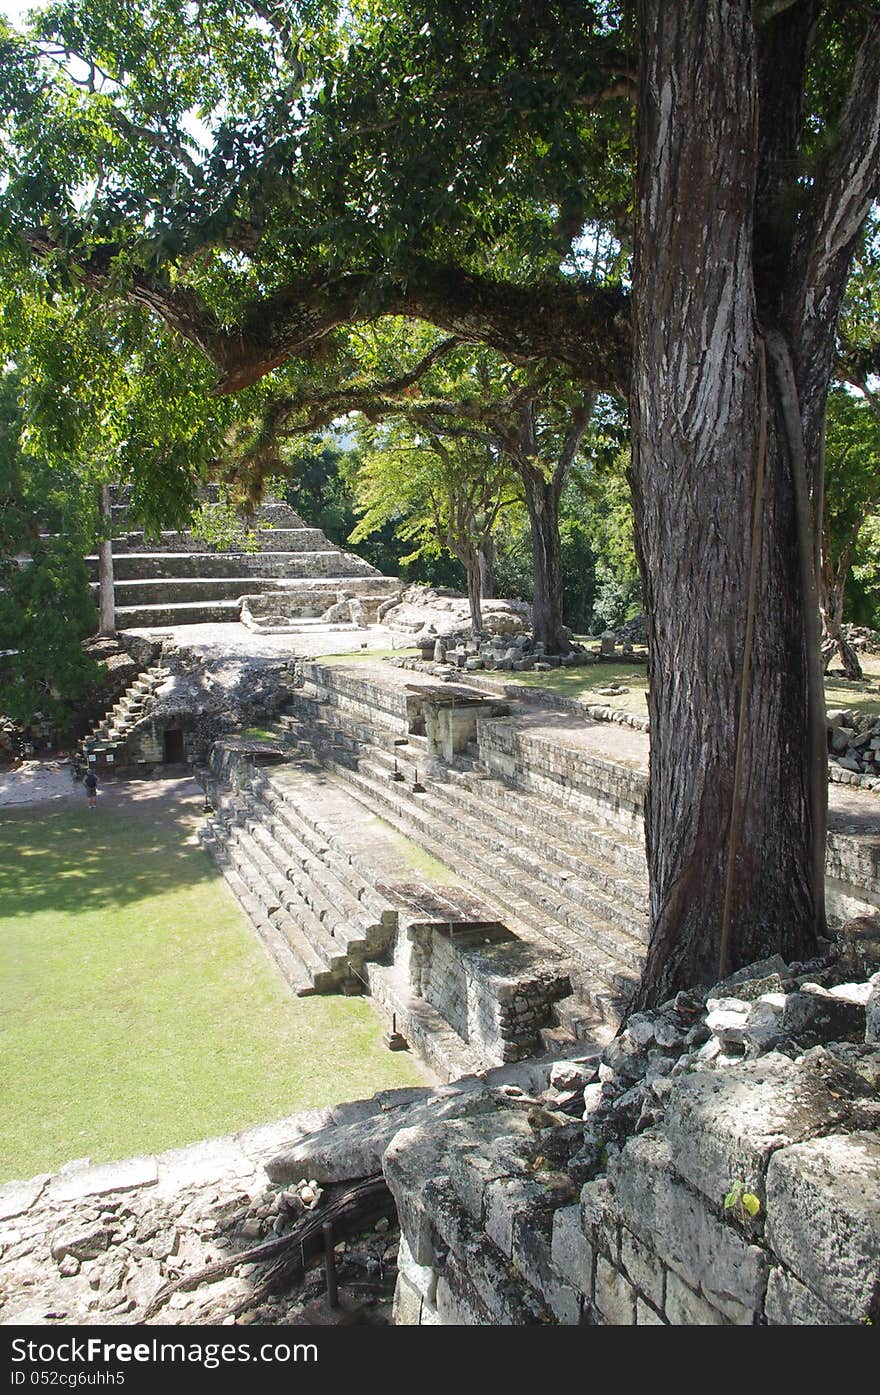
[{"x1": 0, "y1": 796, "x2": 218, "y2": 919}]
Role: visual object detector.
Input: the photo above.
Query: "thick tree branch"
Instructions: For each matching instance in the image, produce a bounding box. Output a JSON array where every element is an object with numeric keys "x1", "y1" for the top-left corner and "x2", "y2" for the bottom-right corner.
[
  {"x1": 22, "y1": 238, "x2": 630, "y2": 397},
  {"x1": 787, "y1": 18, "x2": 880, "y2": 440}
]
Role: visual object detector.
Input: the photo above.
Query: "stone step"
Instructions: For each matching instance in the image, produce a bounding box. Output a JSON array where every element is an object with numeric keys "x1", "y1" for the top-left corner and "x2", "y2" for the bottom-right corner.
[
  {"x1": 116, "y1": 599, "x2": 243, "y2": 627},
  {"x1": 249, "y1": 777, "x2": 396, "y2": 930},
  {"x1": 199, "y1": 835, "x2": 313, "y2": 995},
  {"x1": 326, "y1": 758, "x2": 639, "y2": 1016},
  {"x1": 244, "y1": 816, "x2": 380, "y2": 963},
  {"x1": 347, "y1": 751, "x2": 647, "y2": 975},
  {"x1": 216, "y1": 822, "x2": 345, "y2": 991},
  {"x1": 95, "y1": 577, "x2": 296, "y2": 606},
  {"x1": 107, "y1": 526, "x2": 331, "y2": 555},
  {"x1": 89, "y1": 550, "x2": 379, "y2": 581},
  {"x1": 367, "y1": 744, "x2": 649, "y2": 925}
]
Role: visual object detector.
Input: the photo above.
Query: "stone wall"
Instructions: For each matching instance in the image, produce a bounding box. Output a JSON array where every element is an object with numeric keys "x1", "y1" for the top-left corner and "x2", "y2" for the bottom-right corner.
[
  {"x1": 388, "y1": 948, "x2": 880, "y2": 1326},
  {"x1": 408, "y1": 925, "x2": 570, "y2": 1065},
  {"x1": 475, "y1": 717, "x2": 646, "y2": 835}
]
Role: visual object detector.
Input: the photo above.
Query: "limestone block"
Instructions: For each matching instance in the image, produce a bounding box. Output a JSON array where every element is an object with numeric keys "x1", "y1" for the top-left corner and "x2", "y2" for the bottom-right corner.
[
  {"x1": 609, "y1": 1135, "x2": 767, "y2": 1323},
  {"x1": 764, "y1": 1131, "x2": 880, "y2": 1323},
  {"x1": 397, "y1": 1232, "x2": 437, "y2": 1306},
  {"x1": 393, "y1": 1273, "x2": 424, "y2": 1326},
  {"x1": 384, "y1": 1109, "x2": 532, "y2": 1263},
  {"x1": 636, "y1": 1299, "x2": 665, "y2": 1325},
  {"x1": 544, "y1": 1278, "x2": 582, "y2": 1325},
  {"x1": 664, "y1": 1052, "x2": 852, "y2": 1202},
  {"x1": 594, "y1": 1256, "x2": 636, "y2": 1324},
  {"x1": 427, "y1": 1186, "x2": 546, "y2": 1325},
  {"x1": 764, "y1": 1268, "x2": 846, "y2": 1325},
  {"x1": 551, "y1": 1204, "x2": 594, "y2": 1296},
  {"x1": 435, "y1": 1271, "x2": 495, "y2": 1326},
  {"x1": 782, "y1": 985, "x2": 865, "y2": 1042},
  {"x1": 620, "y1": 1227, "x2": 665, "y2": 1310},
  {"x1": 867, "y1": 976, "x2": 880, "y2": 1045},
  {"x1": 664, "y1": 1271, "x2": 726, "y2": 1326},
  {"x1": 580, "y1": 1176, "x2": 619, "y2": 1262}
]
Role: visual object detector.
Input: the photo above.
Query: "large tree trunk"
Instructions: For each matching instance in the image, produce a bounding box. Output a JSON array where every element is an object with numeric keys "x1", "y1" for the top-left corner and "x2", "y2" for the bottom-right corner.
[
  {"x1": 97, "y1": 483, "x2": 116, "y2": 637},
  {"x1": 629, "y1": 1, "x2": 824, "y2": 1008},
  {"x1": 522, "y1": 471, "x2": 566, "y2": 654}
]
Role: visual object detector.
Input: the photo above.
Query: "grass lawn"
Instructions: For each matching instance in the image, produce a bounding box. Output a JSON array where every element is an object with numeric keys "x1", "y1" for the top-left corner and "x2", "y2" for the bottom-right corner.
[
  {"x1": 0, "y1": 784, "x2": 425, "y2": 1184},
  {"x1": 477, "y1": 651, "x2": 880, "y2": 719}
]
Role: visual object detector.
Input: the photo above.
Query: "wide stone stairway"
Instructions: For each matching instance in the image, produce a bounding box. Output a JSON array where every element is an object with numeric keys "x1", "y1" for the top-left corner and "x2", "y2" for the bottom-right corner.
[
  {"x1": 277, "y1": 694, "x2": 650, "y2": 1039},
  {"x1": 200, "y1": 662, "x2": 652, "y2": 1071},
  {"x1": 86, "y1": 490, "x2": 397, "y2": 628}
]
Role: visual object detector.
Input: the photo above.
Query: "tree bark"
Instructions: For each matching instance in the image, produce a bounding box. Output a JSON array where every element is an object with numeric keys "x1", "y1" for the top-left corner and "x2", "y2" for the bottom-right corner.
[
  {"x1": 478, "y1": 535, "x2": 495, "y2": 600},
  {"x1": 522, "y1": 469, "x2": 566, "y2": 654},
  {"x1": 465, "y1": 553, "x2": 483, "y2": 635},
  {"x1": 97, "y1": 484, "x2": 116, "y2": 637},
  {"x1": 629, "y1": 0, "x2": 822, "y2": 1007}
]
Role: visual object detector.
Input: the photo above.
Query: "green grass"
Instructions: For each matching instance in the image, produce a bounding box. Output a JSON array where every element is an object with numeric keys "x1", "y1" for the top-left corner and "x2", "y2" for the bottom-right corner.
[
  {"x1": 480, "y1": 660, "x2": 651, "y2": 714},
  {"x1": 0, "y1": 792, "x2": 425, "y2": 1184},
  {"x1": 478, "y1": 652, "x2": 880, "y2": 718},
  {"x1": 321, "y1": 648, "x2": 417, "y2": 664}
]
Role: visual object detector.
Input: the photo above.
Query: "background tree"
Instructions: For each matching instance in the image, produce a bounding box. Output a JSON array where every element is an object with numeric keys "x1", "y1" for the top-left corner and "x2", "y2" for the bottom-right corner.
[
  {"x1": 0, "y1": 369, "x2": 100, "y2": 727},
  {"x1": 820, "y1": 386, "x2": 880, "y2": 678},
  {"x1": 348, "y1": 422, "x2": 521, "y2": 634}
]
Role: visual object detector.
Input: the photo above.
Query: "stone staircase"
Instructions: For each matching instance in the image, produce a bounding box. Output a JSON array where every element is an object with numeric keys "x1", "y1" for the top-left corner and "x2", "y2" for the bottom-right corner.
[
  {"x1": 199, "y1": 761, "x2": 399, "y2": 999},
  {"x1": 86, "y1": 492, "x2": 398, "y2": 627},
  {"x1": 198, "y1": 744, "x2": 578, "y2": 1076},
  {"x1": 79, "y1": 663, "x2": 170, "y2": 768},
  {"x1": 275, "y1": 692, "x2": 651, "y2": 1045}
]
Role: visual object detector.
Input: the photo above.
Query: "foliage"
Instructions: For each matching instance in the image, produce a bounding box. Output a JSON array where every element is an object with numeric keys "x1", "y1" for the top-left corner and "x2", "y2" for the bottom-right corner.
[
  {"x1": 0, "y1": 369, "x2": 100, "y2": 725},
  {"x1": 723, "y1": 1181, "x2": 761, "y2": 1225},
  {"x1": 823, "y1": 385, "x2": 880, "y2": 625}
]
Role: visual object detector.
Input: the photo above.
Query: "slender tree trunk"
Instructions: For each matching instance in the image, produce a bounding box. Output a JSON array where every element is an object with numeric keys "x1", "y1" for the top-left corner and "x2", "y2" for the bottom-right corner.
[
  {"x1": 522, "y1": 471, "x2": 566, "y2": 654},
  {"x1": 820, "y1": 569, "x2": 863, "y2": 679},
  {"x1": 97, "y1": 483, "x2": 116, "y2": 636},
  {"x1": 464, "y1": 553, "x2": 483, "y2": 635},
  {"x1": 478, "y1": 536, "x2": 495, "y2": 600},
  {"x1": 629, "y1": 1, "x2": 822, "y2": 1008}
]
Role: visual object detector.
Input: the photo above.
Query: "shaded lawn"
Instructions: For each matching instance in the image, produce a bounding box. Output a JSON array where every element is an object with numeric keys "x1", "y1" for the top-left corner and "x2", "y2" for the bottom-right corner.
[{"x1": 0, "y1": 788, "x2": 425, "y2": 1184}]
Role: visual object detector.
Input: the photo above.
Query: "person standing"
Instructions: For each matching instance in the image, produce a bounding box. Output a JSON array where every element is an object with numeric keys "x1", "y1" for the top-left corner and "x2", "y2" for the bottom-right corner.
[{"x1": 83, "y1": 768, "x2": 98, "y2": 809}]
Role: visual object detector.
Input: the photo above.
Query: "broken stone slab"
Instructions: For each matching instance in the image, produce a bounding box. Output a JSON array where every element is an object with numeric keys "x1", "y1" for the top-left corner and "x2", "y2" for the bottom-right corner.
[
  {"x1": 50, "y1": 1219, "x2": 112, "y2": 1262},
  {"x1": 765, "y1": 1131, "x2": 880, "y2": 1324},
  {"x1": 267, "y1": 1088, "x2": 509, "y2": 1186},
  {"x1": 782, "y1": 984, "x2": 866, "y2": 1042},
  {"x1": 664, "y1": 1052, "x2": 854, "y2": 1203},
  {"x1": 48, "y1": 1156, "x2": 158, "y2": 1205},
  {"x1": 0, "y1": 1175, "x2": 48, "y2": 1222}
]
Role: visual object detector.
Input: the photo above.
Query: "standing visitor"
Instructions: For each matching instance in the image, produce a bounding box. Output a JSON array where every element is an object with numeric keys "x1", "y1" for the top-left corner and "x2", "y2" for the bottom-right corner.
[{"x1": 83, "y1": 768, "x2": 98, "y2": 809}]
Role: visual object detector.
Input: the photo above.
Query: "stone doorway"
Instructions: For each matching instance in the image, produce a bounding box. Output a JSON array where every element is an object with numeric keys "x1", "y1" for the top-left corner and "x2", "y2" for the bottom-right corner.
[{"x1": 163, "y1": 728, "x2": 185, "y2": 764}]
